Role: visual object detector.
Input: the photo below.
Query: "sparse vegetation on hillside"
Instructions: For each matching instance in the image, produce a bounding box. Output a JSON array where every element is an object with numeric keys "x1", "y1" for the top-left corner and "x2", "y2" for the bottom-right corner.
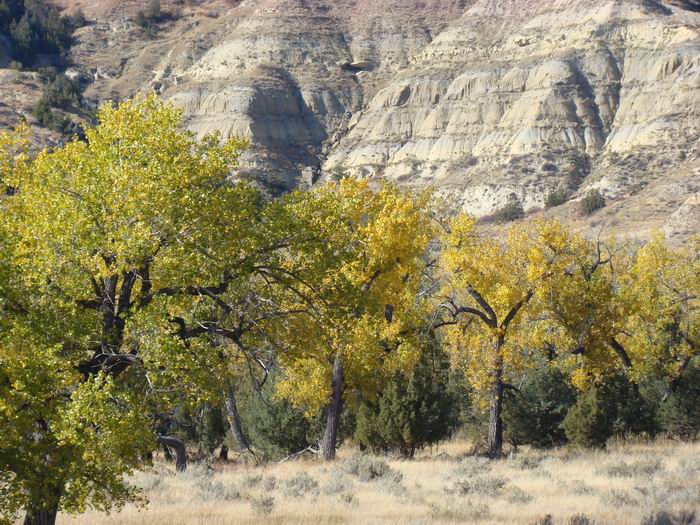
[
  {"x1": 581, "y1": 189, "x2": 606, "y2": 215},
  {"x1": 545, "y1": 186, "x2": 569, "y2": 208},
  {"x1": 0, "y1": 0, "x2": 86, "y2": 67},
  {"x1": 491, "y1": 192, "x2": 526, "y2": 222}
]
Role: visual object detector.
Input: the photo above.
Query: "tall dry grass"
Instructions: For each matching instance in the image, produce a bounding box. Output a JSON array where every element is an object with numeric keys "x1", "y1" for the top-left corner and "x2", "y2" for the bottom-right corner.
[{"x1": 58, "y1": 439, "x2": 700, "y2": 525}]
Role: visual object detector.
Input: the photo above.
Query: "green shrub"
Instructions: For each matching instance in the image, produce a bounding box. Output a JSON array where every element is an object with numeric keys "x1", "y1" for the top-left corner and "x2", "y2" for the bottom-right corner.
[
  {"x1": 196, "y1": 403, "x2": 227, "y2": 455},
  {"x1": 504, "y1": 366, "x2": 577, "y2": 448},
  {"x1": 492, "y1": 193, "x2": 525, "y2": 222},
  {"x1": 135, "y1": 0, "x2": 161, "y2": 33},
  {"x1": 282, "y1": 472, "x2": 318, "y2": 498},
  {"x1": 656, "y1": 361, "x2": 700, "y2": 439},
  {"x1": 580, "y1": 189, "x2": 605, "y2": 215},
  {"x1": 41, "y1": 73, "x2": 81, "y2": 109},
  {"x1": 0, "y1": 0, "x2": 81, "y2": 65},
  {"x1": 250, "y1": 495, "x2": 274, "y2": 516},
  {"x1": 31, "y1": 99, "x2": 78, "y2": 135},
  {"x1": 237, "y1": 376, "x2": 313, "y2": 460},
  {"x1": 343, "y1": 455, "x2": 402, "y2": 483},
  {"x1": 545, "y1": 187, "x2": 569, "y2": 208},
  {"x1": 237, "y1": 372, "x2": 353, "y2": 460},
  {"x1": 563, "y1": 374, "x2": 656, "y2": 448},
  {"x1": 354, "y1": 338, "x2": 460, "y2": 457}
]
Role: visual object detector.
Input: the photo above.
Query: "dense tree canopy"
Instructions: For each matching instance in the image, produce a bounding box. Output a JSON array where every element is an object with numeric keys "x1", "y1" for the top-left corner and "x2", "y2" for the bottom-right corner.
[
  {"x1": 0, "y1": 95, "x2": 257, "y2": 524},
  {"x1": 0, "y1": 92, "x2": 698, "y2": 524},
  {"x1": 436, "y1": 216, "x2": 580, "y2": 457}
]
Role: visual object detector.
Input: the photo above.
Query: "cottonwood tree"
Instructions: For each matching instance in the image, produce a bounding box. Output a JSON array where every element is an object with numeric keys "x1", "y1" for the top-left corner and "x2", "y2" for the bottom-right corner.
[
  {"x1": 0, "y1": 95, "x2": 266, "y2": 525},
  {"x1": 436, "y1": 216, "x2": 578, "y2": 458},
  {"x1": 627, "y1": 235, "x2": 699, "y2": 394},
  {"x1": 273, "y1": 179, "x2": 434, "y2": 460},
  {"x1": 539, "y1": 234, "x2": 699, "y2": 397},
  {"x1": 156, "y1": 194, "x2": 329, "y2": 456},
  {"x1": 534, "y1": 236, "x2": 635, "y2": 389}
]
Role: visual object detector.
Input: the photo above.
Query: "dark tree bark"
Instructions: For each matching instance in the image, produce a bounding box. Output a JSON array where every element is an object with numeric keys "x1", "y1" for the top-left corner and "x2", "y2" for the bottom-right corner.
[
  {"x1": 609, "y1": 337, "x2": 643, "y2": 397},
  {"x1": 224, "y1": 382, "x2": 250, "y2": 452},
  {"x1": 319, "y1": 354, "x2": 344, "y2": 461},
  {"x1": 23, "y1": 484, "x2": 62, "y2": 525},
  {"x1": 23, "y1": 507, "x2": 58, "y2": 525},
  {"x1": 487, "y1": 337, "x2": 505, "y2": 459},
  {"x1": 157, "y1": 435, "x2": 187, "y2": 472},
  {"x1": 162, "y1": 442, "x2": 173, "y2": 462}
]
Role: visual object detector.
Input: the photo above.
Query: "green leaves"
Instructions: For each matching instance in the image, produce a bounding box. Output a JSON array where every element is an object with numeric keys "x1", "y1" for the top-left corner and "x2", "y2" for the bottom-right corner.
[{"x1": 0, "y1": 94, "x2": 254, "y2": 520}]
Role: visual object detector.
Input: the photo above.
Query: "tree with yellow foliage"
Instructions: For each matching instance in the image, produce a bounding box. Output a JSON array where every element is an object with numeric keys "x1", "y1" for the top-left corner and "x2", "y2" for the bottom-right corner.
[
  {"x1": 436, "y1": 216, "x2": 579, "y2": 458},
  {"x1": 0, "y1": 95, "x2": 267, "y2": 525},
  {"x1": 272, "y1": 179, "x2": 434, "y2": 460},
  {"x1": 628, "y1": 235, "x2": 699, "y2": 395},
  {"x1": 539, "y1": 234, "x2": 699, "y2": 398}
]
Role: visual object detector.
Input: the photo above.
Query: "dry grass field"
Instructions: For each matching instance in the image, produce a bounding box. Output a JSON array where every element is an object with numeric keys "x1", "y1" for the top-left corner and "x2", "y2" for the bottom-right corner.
[{"x1": 58, "y1": 439, "x2": 700, "y2": 525}]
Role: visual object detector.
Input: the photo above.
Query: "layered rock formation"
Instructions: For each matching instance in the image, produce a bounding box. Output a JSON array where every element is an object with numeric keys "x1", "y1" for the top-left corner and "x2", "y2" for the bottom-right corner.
[
  {"x1": 326, "y1": 0, "x2": 700, "y2": 234},
  {"x1": 2, "y1": 0, "x2": 699, "y2": 239}
]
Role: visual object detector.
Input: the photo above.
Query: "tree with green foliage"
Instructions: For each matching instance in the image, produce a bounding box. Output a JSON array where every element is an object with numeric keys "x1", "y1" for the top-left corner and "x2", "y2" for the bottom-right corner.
[
  {"x1": 0, "y1": 0, "x2": 82, "y2": 65},
  {"x1": 492, "y1": 192, "x2": 525, "y2": 222},
  {"x1": 236, "y1": 374, "x2": 314, "y2": 461},
  {"x1": 655, "y1": 359, "x2": 700, "y2": 439},
  {"x1": 545, "y1": 187, "x2": 568, "y2": 209},
  {"x1": 0, "y1": 95, "x2": 264, "y2": 525}
]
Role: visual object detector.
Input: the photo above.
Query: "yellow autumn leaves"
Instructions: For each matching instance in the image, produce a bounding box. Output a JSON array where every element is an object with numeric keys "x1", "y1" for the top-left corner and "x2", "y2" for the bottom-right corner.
[{"x1": 0, "y1": 93, "x2": 697, "y2": 519}]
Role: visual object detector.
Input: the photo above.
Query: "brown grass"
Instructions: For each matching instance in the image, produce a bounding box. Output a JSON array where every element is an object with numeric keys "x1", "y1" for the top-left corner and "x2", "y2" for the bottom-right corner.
[{"x1": 58, "y1": 439, "x2": 700, "y2": 525}]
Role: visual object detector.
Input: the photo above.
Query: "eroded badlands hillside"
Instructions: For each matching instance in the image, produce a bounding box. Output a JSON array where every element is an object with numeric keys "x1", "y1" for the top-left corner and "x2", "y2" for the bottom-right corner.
[{"x1": 4, "y1": 0, "x2": 700, "y2": 240}]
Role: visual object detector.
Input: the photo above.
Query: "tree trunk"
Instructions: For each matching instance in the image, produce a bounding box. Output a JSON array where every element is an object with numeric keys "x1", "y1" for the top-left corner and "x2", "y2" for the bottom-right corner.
[
  {"x1": 157, "y1": 435, "x2": 187, "y2": 472},
  {"x1": 23, "y1": 507, "x2": 58, "y2": 525},
  {"x1": 23, "y1": 485, "x2": 61, "y2": 525},
  {"x1": 319, "y1": 354, "x2": 344, "y2": 461},
  {"x1": 224, "y1": 381, "x2": 250, "y2": 452},
  {"x1": 487, "y1": 338, "x2": 504, "y2": 459},
  {"x1": 163, "y1": 442, "x2": 173, "y2": 462}
]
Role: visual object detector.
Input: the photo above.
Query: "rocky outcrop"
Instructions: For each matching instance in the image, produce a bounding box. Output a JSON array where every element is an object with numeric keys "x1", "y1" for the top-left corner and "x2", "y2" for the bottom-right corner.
[
  {"x1": 326, "y1": 0, "x2": 700, "y2": 228},
  {"x1": 3, "y1": 0, "x2": 699, "y2": 238}
]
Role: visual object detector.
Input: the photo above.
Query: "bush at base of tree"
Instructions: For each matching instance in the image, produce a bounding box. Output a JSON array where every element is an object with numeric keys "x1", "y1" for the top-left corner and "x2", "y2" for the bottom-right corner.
[
  {"x1": 354, "y1": 339, "x2": 461, "y2": 457},
  {"x1": 237, "y1": 373, "x2": 355, "y2": 461},
  {"x1": 503, "y1": 366, "x2": 577, "y2": 448},
  {"x1": 237, "y1": 378, "x2": 312, "y2": 460},
  {"x1": 656, "y1": 361, "x2": 700, "y2": 439},
  {"x1": 562, "y1": 374, "x2": 657, "y2": 448}
]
